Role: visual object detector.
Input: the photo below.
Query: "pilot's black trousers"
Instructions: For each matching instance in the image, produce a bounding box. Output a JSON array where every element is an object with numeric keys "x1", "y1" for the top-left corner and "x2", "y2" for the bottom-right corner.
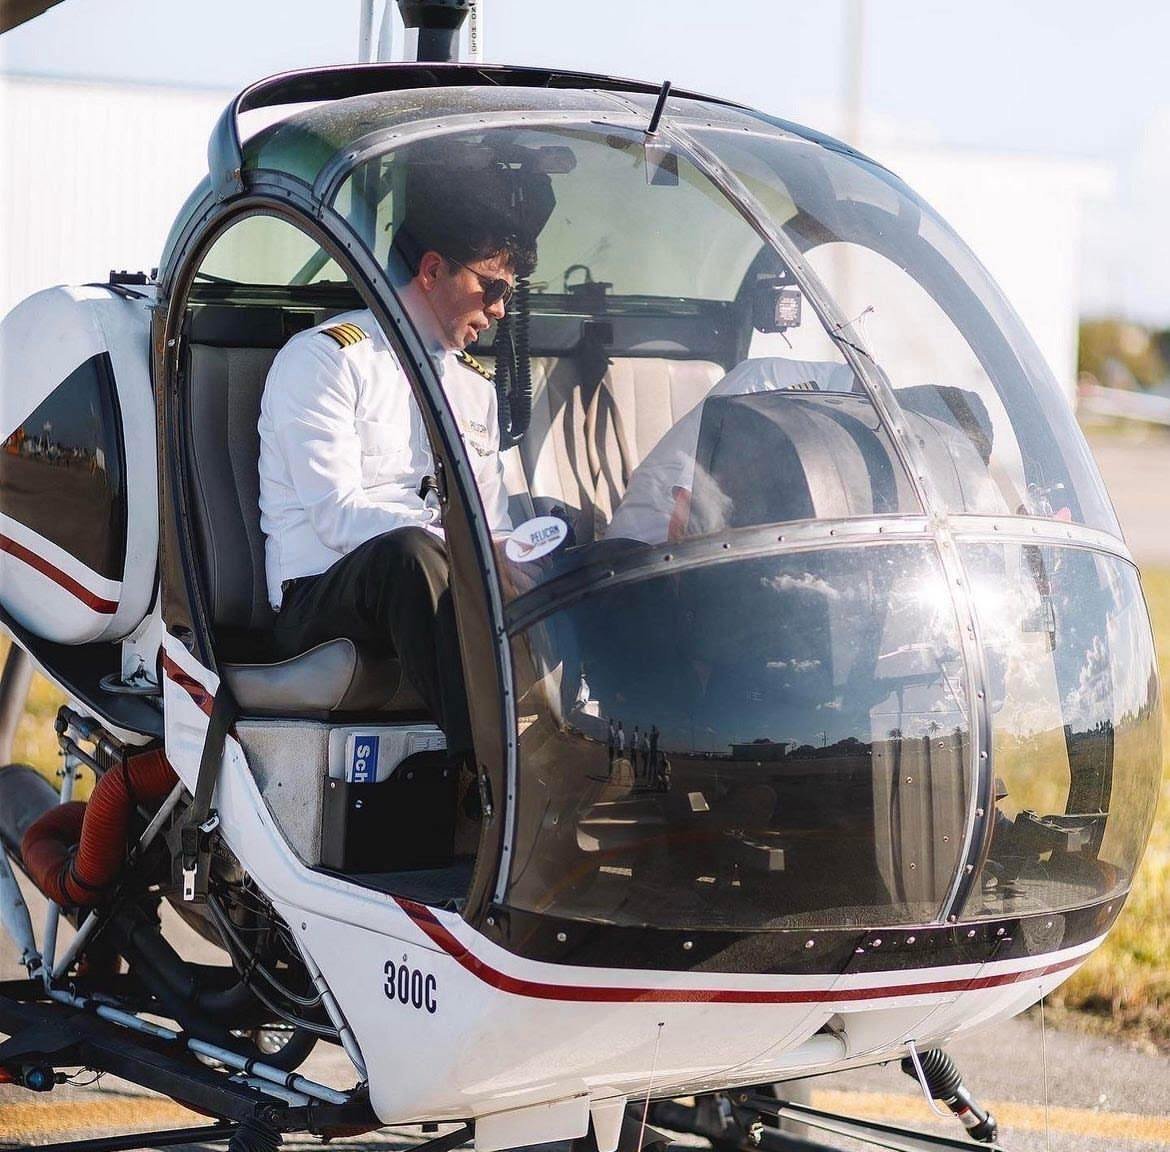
[{"x1": 272, "y1": 528, "x2": 472, "y2": 754}]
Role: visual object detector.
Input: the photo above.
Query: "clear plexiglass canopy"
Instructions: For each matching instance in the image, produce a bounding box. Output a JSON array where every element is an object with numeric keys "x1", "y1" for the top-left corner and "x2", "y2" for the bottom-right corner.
[{"x1": 299, "y1": 92, "x2": 1159, "y2": 930}]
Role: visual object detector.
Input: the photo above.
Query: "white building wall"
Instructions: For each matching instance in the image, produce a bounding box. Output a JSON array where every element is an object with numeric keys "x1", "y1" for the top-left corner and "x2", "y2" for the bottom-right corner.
[
  {"x1": 883, "y1": 149, "x2": 1112, "y2": 404},
  {"x1": 0, "y1": 75, "x2": 230, "y2": 317},
  {"x1": 1, "y1": 76, "x2": 1107, "y2": 404}
]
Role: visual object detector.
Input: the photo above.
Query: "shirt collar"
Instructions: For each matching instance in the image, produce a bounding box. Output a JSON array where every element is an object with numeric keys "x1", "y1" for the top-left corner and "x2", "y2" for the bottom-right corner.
[{"x1": 399, "y1": 280, "x2": 451, "y2": 362}]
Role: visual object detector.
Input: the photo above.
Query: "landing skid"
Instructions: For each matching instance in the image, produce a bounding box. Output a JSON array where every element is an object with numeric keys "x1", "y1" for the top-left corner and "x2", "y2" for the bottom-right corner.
[
  {"x1": 15, "y1": 1124, "x2": 243, "y2": 1152},
  {"x1": 654, "y1": 1090, "x2": 1005, "y2": 1152},
  {"x1": 766, "y1": 1099, "x2": 1004, "y2": 1152},
  {"x1": 18, "y1": 1124, "x2": 478, "y2": 1152}
]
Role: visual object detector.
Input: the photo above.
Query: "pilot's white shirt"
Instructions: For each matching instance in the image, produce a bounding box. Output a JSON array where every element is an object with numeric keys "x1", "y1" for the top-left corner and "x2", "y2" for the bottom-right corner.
[
  {"x1": 258, "y1": 308, "x2": 510, "y2": 610},
  {"x1": 605, "y1": 357, "x2": 857, "y2": 544}
]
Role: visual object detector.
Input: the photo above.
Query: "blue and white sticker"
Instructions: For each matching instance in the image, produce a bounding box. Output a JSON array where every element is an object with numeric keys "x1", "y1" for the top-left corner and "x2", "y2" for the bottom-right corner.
[
  {"x1": 349, "y1": 735, "x2": 380, "y2": 784},
  {"x1": 505, "y1": 515, "x2": 568, "y2": 563}
]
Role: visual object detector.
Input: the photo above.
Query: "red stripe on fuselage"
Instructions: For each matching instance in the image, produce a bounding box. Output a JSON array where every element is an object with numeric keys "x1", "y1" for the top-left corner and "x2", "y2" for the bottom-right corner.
[
  {"x1": 0, "y1": 533, "x2": 118, "y2": 614},
  {"x1": 162, "y1": 654, "x2": 215, "y2": 717},
  {"x1": 394, "y1": 896, "x2": 1083, "y2": 1004}
]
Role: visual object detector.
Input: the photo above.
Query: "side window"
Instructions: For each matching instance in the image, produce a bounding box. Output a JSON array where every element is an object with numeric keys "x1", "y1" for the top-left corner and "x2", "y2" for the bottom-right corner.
[
  {"x1": 804, "y1": 241, "x2": 1023, "y2": 517},
  {"x1": 198, "y1": 213, "x2": 346, "y2": 287}
]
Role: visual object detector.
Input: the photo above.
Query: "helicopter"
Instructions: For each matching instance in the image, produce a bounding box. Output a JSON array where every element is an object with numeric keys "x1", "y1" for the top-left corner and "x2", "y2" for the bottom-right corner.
[{"x1": 0, "y1": 3, "x2": 1162, "y2": 1151}]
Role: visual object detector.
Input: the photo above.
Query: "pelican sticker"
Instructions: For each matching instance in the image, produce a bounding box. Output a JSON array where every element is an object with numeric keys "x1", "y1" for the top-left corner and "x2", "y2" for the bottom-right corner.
[{"x1": 505, "y1": 515, "x2": 568, "y2": 563}]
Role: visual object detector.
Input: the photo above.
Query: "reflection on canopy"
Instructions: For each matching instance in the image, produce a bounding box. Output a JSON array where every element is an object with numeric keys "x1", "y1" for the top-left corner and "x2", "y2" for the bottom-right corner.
[
  {"x1": 962, "y1": 545, "x2": 1160, "y2": 919},
  {"x1": 507, "y1": 545, "x2": 971, "y2": 930},
  {"x1": 320, "y1": 110, "x2": 1156, "y2": 936}
]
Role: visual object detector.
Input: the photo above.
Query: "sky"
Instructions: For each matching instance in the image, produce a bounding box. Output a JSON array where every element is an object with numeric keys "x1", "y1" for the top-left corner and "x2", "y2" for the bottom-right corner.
[{"x1": 2, "y1": 0, "x2": 1169, "y2": 322}]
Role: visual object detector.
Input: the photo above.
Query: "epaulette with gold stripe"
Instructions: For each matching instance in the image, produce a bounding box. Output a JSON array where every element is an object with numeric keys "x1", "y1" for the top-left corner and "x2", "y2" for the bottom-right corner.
[
  {"x1": 321, "y1": 321, "x2": 368, "y2": 349},
  {"x1": 458, "y1": 350, "x2": 495, "y2": 381}
]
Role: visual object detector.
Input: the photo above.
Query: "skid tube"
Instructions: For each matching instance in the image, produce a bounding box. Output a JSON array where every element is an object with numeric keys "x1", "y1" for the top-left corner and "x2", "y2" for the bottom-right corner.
[
  {"x1": 22, "y1": 1123, "x2": 241, "y2": 1152},
  {"x1": 16, "y1": 1121, "x2": 478, "y2": 1152},
  {"x1": 737, "y1": 1090, "x2": 1006, "y2": 1152}
]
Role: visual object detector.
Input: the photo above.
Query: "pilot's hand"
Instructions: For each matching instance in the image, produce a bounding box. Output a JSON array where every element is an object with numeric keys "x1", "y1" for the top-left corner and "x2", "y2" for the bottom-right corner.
[
  {"x1": 667, "y1": 486, "x2": 692, "y2": 542},
  {"x1": 493, "y1": 538, "x2": 536, "y2": 599}
]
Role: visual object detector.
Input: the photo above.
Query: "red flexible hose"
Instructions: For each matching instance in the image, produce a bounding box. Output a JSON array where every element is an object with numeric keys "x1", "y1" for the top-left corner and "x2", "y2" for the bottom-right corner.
[{"x1": 21, "y1": 748, "x2": 177, "y2": 907}]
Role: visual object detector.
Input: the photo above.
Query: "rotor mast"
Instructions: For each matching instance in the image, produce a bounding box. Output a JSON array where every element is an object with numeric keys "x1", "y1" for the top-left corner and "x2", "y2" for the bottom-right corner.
[{"x1": 397, "y1": 0, "x2": 473, "y2": 62}]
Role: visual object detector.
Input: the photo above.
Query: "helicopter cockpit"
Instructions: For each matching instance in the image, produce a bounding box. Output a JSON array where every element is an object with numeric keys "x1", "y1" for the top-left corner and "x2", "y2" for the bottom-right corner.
[{"x1": 159, "y1": 73, "x2": 1159, "y2": 968}]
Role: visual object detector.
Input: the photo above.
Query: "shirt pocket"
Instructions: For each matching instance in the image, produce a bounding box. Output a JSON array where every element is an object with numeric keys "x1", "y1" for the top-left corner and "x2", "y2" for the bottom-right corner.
[{"x1": 355, "y1": 418, "x2": 406, "y2": 485}]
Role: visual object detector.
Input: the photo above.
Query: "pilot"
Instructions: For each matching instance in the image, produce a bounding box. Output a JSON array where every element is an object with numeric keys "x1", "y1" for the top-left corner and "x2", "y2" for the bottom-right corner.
[{"x1": 258, "y1": 187, "x2": 536, "y2": 764}]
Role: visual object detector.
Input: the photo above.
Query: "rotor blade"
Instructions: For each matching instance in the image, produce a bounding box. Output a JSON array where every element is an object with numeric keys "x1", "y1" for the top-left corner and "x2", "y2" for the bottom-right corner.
[{"x1": 0, "y1": 0, "x2": 65, "y2": 33}]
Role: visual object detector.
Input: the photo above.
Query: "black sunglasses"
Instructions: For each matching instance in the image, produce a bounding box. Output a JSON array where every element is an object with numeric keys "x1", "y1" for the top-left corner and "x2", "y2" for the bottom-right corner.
[{"x1": 444, "y1": 255, "x2": 515, "y2": 308}]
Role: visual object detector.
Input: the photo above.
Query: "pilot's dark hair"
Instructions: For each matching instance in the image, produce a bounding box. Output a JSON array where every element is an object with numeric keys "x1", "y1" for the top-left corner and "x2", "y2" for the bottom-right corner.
[
  {"x1": 394, "y1": 211, "x2": 538, "y2": 281},
  {"x1": 390, "y1": 142, "x2": 550, "y2": 282}
]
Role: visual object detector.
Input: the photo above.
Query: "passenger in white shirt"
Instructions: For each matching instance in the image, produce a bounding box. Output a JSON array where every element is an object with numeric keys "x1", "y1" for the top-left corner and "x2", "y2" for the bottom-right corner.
[
  {"x1": 604, "y1": 356, "x2": 1001, "y2": 545},
  {"x1": 605, "y1": 358, "x2": 856, "y2": 545},
  {"x1": 258, "y1": 203, "x2": 535, "y2": 758}
]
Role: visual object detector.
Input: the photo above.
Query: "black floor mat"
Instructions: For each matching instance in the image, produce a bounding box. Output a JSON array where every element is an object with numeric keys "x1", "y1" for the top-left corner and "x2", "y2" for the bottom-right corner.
[{"x1": 348, "y1": 855, "x2": 475, "y2": 907}]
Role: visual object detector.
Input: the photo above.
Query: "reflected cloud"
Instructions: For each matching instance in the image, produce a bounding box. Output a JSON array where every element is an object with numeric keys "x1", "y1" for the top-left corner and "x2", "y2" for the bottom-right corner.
[
  {"x1": 1061, "y1": 633, "x2": 1112, "y2": 732},
  {"x1": 761, "y1": 572, "x2": 840, "y2": 599}
]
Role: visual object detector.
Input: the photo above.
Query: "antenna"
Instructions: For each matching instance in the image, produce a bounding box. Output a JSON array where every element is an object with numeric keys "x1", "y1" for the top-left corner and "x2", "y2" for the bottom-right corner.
[{"x1": 646, "y1": 79, "x2": 672, "y2": 135}]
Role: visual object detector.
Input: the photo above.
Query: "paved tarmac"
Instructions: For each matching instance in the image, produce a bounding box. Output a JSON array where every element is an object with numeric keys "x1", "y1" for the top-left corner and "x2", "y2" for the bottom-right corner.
[
  {"x1": 1083, "y1": 424, "x2": 1170, "y2": 567},
  {"x1": 1, "y1": 424, "x2": 1168, "y2": 1151}
]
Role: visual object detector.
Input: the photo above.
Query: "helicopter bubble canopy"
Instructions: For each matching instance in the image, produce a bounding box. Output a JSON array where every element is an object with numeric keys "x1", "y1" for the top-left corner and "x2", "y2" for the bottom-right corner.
[
  {"x1": 309, "y1": 108, "x2": 1158, "y2": 949},
  {"x1": 146, "y1": 80, "x2": 1160, "y2": 966}
]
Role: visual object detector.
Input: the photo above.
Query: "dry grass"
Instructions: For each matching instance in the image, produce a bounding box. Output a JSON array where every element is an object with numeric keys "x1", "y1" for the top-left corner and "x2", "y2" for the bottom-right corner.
[
  {"x1": 1045, "y1": 566, "x2": 1170, "y2": 1051},
  {"x1": 2, "y1": 565, "x2": 1168, "y2": 1046},
  {"x1": 0, "y1": 637, "x2": 93, "y2": 800}
]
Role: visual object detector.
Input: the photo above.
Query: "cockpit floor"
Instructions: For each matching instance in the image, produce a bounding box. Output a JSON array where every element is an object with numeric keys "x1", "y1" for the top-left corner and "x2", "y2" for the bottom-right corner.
[{"x1": 348, "y1": 855, "x2": 475, "y2": 909}]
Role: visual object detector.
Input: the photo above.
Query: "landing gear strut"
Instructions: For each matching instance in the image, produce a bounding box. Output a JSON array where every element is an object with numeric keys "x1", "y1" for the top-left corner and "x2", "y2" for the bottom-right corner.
[{"x1": 901, "y1": 1047, "x2": 998, "y2": 1144}]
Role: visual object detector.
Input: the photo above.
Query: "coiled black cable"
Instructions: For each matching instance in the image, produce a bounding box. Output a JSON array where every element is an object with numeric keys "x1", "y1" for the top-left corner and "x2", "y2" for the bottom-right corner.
[
  {"x1": 495, "y1": 276, "x2": 532, "y2": 449},
  {"x1": 494, "y1": 309, "x2": 513, "y2": 441},
  {"x1": 509, "y1": 277, "x2": 532, "y2": 443}
]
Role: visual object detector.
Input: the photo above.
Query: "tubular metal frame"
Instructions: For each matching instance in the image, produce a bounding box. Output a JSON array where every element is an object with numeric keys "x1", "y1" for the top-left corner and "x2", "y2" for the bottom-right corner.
[{"x1": 0, "y1": 641, "x2": 33, "y2": 764}]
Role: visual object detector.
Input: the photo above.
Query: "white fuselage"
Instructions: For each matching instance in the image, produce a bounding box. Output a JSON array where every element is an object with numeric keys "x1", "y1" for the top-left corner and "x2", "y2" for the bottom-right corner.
[{"x1": 162, "y1": 637, "x2": 1092, "y2": 1151}]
